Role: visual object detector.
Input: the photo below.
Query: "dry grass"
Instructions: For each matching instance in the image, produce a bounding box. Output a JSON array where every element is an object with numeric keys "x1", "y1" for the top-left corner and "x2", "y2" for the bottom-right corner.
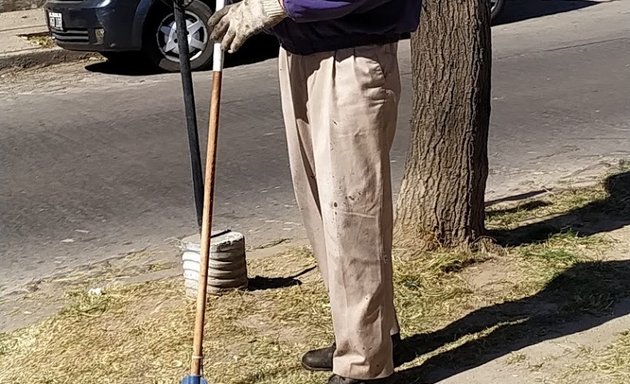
[
  {"x1": 21, "y1": 32, "x2": 56, "y2": 49},
  {"x1": 1, "y1": 169, "x2": 629, "y2": 383},
  {"x1": 558, "y1": 330, "x2": 630, "y2": 384},
  {"x1": 0, "y1": 249, "x2": 335, "y2": 384},
  {"x1": 0, "y1": 245, "x2": 487, "y2": 383},
  {"x1": 486, "y1": 187, "x2": 607, "y2": 230}
]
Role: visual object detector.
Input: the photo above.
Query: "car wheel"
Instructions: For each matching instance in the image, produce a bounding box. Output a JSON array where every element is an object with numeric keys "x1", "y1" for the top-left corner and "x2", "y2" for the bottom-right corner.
[
  {"x1": 143, "y1": 0, "x2": 213, "y2": 72},
  {"x1": 490, "y1": 0, "x2": 506, "y2": 22}
]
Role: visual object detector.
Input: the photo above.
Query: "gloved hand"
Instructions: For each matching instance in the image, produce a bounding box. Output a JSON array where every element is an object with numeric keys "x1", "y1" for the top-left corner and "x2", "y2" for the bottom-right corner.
[{"x1": 208, "y1": 0, "x2": 286, "y2": 53}]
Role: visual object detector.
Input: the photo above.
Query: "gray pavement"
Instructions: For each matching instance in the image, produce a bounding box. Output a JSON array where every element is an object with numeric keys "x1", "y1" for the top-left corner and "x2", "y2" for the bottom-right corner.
[
  {"x1": 0, "y1": 8, "x2": 47, "y2": 54},
  {"x1": 0, "y1": 9, "x2": 97, "y2": 72},
  {"x1": 1, "y1": 0, "x2": 629, "y2": 295}
]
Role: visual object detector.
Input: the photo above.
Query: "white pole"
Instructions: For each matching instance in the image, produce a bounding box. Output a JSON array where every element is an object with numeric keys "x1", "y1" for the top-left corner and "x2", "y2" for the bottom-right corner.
[{"x1": 212, "y1": 0, "x2": 225, "y2": 72}]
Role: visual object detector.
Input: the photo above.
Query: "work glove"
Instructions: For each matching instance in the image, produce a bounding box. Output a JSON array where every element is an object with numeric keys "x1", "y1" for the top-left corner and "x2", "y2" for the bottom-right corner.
[{"x1": 208, "y1": 0, "x2": 287, "y2": 53}]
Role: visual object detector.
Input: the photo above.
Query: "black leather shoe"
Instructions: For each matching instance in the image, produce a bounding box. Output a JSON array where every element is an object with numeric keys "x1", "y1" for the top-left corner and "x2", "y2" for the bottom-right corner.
[
  {"x1": 301, "y1": 342, "x2": 336, "y2": 371},
  {"x1": 327, "y1": 374, "x2": 392, "y2": 384},
  {"x1": 302, "y1": 334, "x2": 412, "y2": 372}
]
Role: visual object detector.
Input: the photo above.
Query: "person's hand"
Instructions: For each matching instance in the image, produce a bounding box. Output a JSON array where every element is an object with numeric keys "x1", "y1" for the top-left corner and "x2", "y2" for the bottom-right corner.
[{"x1": 208, "y1": 0, "x2": 286, "y2": 53}]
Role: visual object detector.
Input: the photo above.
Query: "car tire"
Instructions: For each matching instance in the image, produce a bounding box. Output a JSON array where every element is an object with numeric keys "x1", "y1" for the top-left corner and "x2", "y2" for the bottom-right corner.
[
  {"x1": 143, "y1": 0, "x2": 213, "y2": 72},
  {"x1": 490, "y1": 0, "x2": 506, "y2": 23}
]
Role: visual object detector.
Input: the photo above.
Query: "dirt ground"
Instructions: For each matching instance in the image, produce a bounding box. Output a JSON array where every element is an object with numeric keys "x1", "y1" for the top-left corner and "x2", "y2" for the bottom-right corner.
[
  {"x1": 1, "y1": 169, "x2": 630, "y2": 384},
  {"x1": 429, "y1": 225, "x2": 630, "y2": 384}
]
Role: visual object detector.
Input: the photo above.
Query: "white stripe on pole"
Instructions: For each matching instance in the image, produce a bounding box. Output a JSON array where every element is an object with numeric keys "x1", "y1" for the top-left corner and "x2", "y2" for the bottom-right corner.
[{"x1": 212, "y1": 0, "x2": 226, "y2": 72}]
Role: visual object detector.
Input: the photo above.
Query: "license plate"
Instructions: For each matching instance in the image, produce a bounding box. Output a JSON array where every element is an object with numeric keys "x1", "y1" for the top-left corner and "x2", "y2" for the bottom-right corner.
[{"x1": 48, "y1": 11, "x2": 63, "y2": 30}]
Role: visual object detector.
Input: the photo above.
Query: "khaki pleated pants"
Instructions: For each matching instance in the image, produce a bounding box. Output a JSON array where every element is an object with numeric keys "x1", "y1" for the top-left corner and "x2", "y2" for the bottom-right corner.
[{"x1": 278, "y1": 43, "x2": 401, "y2": 380}]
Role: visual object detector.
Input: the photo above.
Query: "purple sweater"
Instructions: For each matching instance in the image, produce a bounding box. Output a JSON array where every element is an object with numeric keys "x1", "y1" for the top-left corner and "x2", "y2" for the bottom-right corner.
[{"x1": 270, "y1": 0, "x2": 421, "y2": 55}]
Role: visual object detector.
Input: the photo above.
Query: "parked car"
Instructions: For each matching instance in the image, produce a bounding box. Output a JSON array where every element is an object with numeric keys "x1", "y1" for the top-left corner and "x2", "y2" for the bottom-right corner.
[
  {"x1": 491, "y1": 0, "x2": 506, "y2": 20},
  {"x1": 44, "y1": 0, "x2": 506, "y2": 72},
  {"x1": 44, "y1": 0, "x2": 213, "y2": 71}
]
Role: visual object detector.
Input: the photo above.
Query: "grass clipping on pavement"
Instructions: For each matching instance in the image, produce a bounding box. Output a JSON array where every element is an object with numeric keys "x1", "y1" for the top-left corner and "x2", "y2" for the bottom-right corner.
[
  {"x1": 1, "y1": 169, "x2": 629, "y2": 383},
  {"x1": 22, "y1": 32, "x2": 56, "y2": 49}
]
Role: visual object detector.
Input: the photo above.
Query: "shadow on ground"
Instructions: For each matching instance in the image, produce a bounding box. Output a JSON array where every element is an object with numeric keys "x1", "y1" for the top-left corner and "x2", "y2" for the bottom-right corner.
[
  {"x1": 485, "y1": 190, "x2": 550, "y2": 206},
  {"x1": 495, "y1": 0, "x2": 600, "y2": 25},
  {"x1": 247, "y1": 266, "x2": 316, "y2": 292},
  {"x1": 492, "y1": 171, "x2": 630, "y2": 246},
  {"x1": 394, "y1": 171, "x2": 630, "y2": 383},
  {"x1": 84, "y1": 34, "x2": 279, "y2": 76},
  {"x1": 395, "y1": 260, "x2": 630, "y2": 383}
]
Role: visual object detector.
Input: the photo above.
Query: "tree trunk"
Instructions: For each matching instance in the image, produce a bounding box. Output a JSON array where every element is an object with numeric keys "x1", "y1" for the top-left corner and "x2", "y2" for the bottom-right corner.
[{"x1": 394, "y1": 0, "x2": 492, "y2": 248}]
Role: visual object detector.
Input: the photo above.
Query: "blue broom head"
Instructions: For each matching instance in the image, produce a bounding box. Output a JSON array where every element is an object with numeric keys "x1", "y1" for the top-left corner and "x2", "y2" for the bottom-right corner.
[{"x1": 181, "y1": 375, "x2": 208, "y2": 384}]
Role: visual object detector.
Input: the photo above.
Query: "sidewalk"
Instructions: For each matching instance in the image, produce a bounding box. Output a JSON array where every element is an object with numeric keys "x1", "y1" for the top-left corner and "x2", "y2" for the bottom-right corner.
[{"x1": 0, "y1": 8, "x2": 95, "y2": 72}]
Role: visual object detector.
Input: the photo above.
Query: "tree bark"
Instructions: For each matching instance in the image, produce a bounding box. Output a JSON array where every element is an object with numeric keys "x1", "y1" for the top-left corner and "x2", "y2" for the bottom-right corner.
[{"x1": 394, "y1": 0, "x2": 492, "y2": 248}]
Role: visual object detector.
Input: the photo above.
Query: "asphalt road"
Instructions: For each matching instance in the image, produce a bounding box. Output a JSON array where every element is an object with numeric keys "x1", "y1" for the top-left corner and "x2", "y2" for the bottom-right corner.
[{"x1": 1, "y1": 0, "x2": 629, "y2": 295}]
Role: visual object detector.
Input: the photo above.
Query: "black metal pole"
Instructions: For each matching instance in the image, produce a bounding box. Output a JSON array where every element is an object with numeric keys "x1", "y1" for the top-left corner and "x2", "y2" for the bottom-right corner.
[{"x1": 174, "y1": 1, "x2": 204, "y2": 229}]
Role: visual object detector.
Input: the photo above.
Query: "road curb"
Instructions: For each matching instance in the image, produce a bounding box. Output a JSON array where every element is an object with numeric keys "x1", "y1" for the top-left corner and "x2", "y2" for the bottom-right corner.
[{"x1": 0, "y1": 47, "x2": 98, "y2": 73}]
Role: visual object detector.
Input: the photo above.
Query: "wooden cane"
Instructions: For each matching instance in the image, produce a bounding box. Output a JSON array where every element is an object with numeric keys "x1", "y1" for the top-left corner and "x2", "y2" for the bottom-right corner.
[{"x1": 189, "y1": 1, "x2": 225, "y2": 378}]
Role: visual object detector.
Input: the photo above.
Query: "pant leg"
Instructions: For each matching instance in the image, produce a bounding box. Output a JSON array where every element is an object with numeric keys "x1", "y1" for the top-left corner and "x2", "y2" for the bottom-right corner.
[
  {"x1": 307, "y1": 43, "x2": 401, "y2": 380},
  {"x1": 278, "y1": 48, "x2": 330, "y2": 288}
]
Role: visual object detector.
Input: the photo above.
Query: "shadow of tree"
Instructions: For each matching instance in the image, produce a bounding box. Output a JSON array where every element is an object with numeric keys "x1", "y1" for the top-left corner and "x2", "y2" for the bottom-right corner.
[
  {"x1": 492, "y1": 171, "x2": 630, "y2": 246},
  {"x1": 495, "y1": 0, "x2": 600, "y2": 25},
  {"x1": 395, "y1": 260, "x2": 630, "y2": 383},
  {"x1": 485, "y1": 190, "x2": 550, "y2": 207},
  {"x1": 486, "y1": 199, "x2": 552, "y2": 220},
  {"x1": 393, "y1": 170, "x2": 630, "y2": 382}
]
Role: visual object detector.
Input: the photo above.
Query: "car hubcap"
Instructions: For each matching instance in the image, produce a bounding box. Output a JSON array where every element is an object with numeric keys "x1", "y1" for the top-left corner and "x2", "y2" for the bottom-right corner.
[{"x1": 157, "y1": 11, "x2": 208, "y2": 63}]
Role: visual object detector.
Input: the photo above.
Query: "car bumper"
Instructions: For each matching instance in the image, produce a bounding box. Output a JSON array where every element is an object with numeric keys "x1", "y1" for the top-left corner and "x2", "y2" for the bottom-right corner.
[{"x1": 44, "y1": 0, "x2": 143, "y2": 52}]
